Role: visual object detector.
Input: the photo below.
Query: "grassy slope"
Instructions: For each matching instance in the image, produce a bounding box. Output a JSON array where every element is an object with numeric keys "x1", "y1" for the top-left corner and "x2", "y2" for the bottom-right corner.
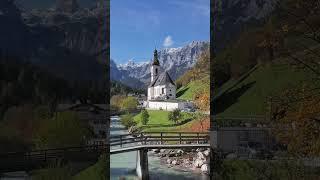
[
  {"x1": 177, "y1": 76, "x2": 209, "y2": 100},
  {"x1": 133, "y1": 110, "x2": 195, "y2": 132},
  {"x1": 215, "y1": 60, "x2": 318, "y2": 117},
  {"x1": 73, "y1": 162, "x2": 103, "y2": 180}
]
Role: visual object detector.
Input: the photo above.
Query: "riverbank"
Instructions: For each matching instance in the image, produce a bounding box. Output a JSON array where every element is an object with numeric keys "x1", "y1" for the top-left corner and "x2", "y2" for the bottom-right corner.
[
  {"x1": 150, "y1": 148, "x2": 210, "y2": 176},
  {"x1": 122, "y1": 111, "x2": 211, "y2": 177},
  {"x1": 111, "y1": 115, "x2": 210, "y2": 180}
]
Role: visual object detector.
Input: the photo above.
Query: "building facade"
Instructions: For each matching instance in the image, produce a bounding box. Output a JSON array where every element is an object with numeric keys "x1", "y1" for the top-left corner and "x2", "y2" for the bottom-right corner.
[
  {"x1": 147, "y1": 49, "x2": 176, "y2": 100},
  {"x1": 145, "y1": 49, "x2": 193, "y2": 111}
]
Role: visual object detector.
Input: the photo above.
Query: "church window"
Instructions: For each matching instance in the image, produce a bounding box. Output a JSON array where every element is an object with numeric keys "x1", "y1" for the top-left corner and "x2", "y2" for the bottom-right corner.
[
  {"x1": 155, "y1": 68, "x2": 158, "y2": 75},
  {"x1": 169, "y1": 94, "x2": 172, "y2": 96},
  {"x1": 162, "y1": 88, "x2": 164, "y2": 94}
]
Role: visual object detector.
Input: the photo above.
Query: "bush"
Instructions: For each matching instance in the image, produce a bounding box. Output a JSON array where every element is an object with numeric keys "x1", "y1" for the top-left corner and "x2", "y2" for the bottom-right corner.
[
  {"x1": 168, "y1": 109, "x2": 182, "y2": 124},
  {"x1": 121, "y1": 97, "x2": 138, "y2": 112},
  {"x1": 140, "y1": 110, "x2": 150, "y2": 125},
  {"x1": 120, "y1": 114, "x2": 136, "y2": 128}
]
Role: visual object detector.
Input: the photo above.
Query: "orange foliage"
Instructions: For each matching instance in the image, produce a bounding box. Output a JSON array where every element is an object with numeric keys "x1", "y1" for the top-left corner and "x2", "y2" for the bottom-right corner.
[
  {"x1": 272, "y1": 85, "x2": 320, "y2": 156},
  {"x1": 182, "y1": 117, "x2": 210, "y2": 132},
  {"x1": 194, "y1": 89, "x2": 210, "y2": 111}
]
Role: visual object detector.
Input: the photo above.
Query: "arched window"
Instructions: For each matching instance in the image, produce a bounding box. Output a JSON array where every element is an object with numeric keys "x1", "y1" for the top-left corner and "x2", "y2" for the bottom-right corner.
[{"x1": 155, "y1": 68, "x2": 158, "y2": 75}]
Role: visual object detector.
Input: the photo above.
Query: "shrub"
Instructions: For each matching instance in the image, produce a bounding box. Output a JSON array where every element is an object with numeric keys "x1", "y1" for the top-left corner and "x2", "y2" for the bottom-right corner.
[
  {"x1": 120, "y1": 114, "x2": 136, "y2": 128},
  {"x1": 168, "y1": 109, "x2": 182, "y2": 124},
  {"x1": 140, "y1": 110, "x2": 149, "y2": 125}
]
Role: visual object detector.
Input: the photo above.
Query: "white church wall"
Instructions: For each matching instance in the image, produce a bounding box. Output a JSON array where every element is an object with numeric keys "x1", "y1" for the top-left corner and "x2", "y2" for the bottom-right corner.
[
  {"x1": 147, "y1": 87, "x2": 154, "y2": 100},
  {"x1": 147, "y1": 101, "x2": 191, "y2": 111},
  {"x1": 153, "y1": 85, "x2": 166, "y2": 98},
  {"x1": 151, "y1": 65, "x2": 160, "y2": 82}
]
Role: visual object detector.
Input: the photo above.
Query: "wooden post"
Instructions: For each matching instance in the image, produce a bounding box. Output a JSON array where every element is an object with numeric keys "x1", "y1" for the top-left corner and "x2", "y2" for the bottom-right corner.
[
  {"x1": 179, "y1": 133, "x2": 182, "y2": 144},
  {"x1": 136, "y1": 148, "x2": 149, "y2": 180},
  {"x1": 197, "y1": 133, "x2": 199, "y2": 144},
  {"x1": 120, "y1": 136, "x2": 122, "y2": 148},
  {"x1": 44, "y1": 150, "x2": 47, "y2": 162},
  {"x1": 160, "y1": 132, "x2": 163, "y2": 145}
]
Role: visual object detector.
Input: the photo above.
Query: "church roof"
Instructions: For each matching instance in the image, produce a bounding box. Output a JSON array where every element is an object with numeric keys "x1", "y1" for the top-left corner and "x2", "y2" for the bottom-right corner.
[{"x1": 149, "y1": 71, "x2": 175, "y2": 87}]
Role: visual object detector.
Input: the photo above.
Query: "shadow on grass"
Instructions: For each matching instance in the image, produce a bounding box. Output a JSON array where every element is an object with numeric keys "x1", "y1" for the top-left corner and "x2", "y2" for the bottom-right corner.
[
  {"x1": 176, "y1": 87, "x2": 189, "y2": 98},
  {"x1": 142, "y1": 118, "x2": 194, "y2": 129},
  {"x1": 213, "y1": 81, "x2": 256, "y2": 115}
]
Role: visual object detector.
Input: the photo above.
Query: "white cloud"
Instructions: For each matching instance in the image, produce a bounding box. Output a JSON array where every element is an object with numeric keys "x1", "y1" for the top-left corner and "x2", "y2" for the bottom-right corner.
[{"x1": 163, "y1": 36, "x2": 174, "y2": 47}]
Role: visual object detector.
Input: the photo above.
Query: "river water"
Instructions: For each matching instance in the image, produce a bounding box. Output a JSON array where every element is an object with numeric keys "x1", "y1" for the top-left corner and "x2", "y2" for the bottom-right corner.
[{"x1": 110, "y1": 116, "x2": 209, "y2": 180}]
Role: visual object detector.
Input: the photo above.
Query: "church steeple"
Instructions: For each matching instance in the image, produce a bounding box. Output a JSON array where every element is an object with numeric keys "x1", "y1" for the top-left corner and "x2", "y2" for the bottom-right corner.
[
  {"x1": 152, "y1": 49, "x2": 160, "y2": 66},
  {"x1": 151, "y1": 49, "x2": 160, "y2": 82}
]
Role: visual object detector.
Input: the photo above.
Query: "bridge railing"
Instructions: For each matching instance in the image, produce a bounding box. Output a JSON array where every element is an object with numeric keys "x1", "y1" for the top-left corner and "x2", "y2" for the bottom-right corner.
[
  {"x1": 0, "y1": 144, "x2": 108, "y2": 166},
  {"x1": 110, "y1": 132, "x2": 209, "y2": 148}
]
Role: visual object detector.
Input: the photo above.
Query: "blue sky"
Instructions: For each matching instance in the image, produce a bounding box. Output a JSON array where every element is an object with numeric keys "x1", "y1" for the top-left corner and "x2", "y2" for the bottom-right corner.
[{"x1": 111, "y1": 0, "x2": 210, "y2": 64}]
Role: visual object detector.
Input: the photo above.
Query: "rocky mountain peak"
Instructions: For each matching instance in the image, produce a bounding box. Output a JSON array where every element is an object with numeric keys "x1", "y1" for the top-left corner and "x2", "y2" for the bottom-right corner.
[{"x1": 112, "y1": 41, "x2": 209, "y2": 88}]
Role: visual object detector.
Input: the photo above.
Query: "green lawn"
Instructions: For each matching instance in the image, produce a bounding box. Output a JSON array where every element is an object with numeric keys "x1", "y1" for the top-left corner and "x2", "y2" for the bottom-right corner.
[{"x1": 133, "y1": 110, "x2": 195, "y2": 132}]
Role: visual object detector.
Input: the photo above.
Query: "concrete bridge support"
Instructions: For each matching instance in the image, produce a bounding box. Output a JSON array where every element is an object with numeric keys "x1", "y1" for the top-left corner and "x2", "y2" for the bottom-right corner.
[{"x1": 136, "y1": 148, "x2": 149, "y2": 180}]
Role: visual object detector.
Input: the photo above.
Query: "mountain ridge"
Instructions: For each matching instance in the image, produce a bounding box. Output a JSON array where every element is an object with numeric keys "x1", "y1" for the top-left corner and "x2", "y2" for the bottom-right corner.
[{"x1": 112, "y1": 41, "x2": 209, "y2": 88}]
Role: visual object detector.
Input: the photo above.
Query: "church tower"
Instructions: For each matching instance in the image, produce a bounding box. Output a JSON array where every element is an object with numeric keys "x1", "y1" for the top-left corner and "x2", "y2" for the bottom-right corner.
[{"x1": 150, "y1": 49, "x2": 160, "y2": 82}]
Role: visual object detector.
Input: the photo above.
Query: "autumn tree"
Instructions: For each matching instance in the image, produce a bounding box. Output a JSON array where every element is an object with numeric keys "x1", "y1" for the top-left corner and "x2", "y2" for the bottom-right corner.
[
  {"x1": 275, "y1": 0, "x2": 320, "y2": 76},
  {"x1": 194, "y1": 78, "x2": 210, "y2": 112},
  {"x1": 110, "y1": 95, "x2": 126, "y2": 111},
  {"x1": 271, "y1": 84, "x2": 320, "y2": 156}
]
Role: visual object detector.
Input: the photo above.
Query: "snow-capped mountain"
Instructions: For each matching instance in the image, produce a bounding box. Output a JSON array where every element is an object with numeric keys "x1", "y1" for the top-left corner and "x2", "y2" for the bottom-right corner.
[{"x1": 113, "y1": 41, "x2": 209, "y2": 87}]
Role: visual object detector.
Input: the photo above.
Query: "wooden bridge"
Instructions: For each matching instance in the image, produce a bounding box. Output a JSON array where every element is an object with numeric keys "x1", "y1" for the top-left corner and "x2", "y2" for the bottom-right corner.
[
  {"x1": 0, "y1": 132, "x2": 210, "y2": 180},
  {"x1": 110, "y1": 132, "x2": 211, "y2": 180},
  {"x1": 110, "y1": 132, "x2": 210, "y2": 153}
]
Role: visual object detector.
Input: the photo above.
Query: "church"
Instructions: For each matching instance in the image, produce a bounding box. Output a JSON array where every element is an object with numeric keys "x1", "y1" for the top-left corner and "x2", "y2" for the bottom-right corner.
[
  {"x1": 147, "y1": 49, "x2": 176, "y2": 100},
  {"x1": 145, "y1": 49, "x2": 193, "y2": 111}
]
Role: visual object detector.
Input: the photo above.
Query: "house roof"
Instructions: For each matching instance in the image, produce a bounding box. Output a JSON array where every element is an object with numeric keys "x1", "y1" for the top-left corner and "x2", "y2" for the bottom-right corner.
[{"x1": 149, "y1": 71, "x2": 175, "y2": 87}]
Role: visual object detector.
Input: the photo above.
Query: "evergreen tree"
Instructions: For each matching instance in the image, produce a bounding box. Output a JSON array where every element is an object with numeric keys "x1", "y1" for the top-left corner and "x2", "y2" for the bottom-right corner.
[{"x1": 141, "y1": 110, "x2": 149, "y2": 125}]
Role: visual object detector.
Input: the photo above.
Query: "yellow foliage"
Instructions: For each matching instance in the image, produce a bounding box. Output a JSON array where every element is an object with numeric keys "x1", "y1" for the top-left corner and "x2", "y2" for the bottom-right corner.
[{"x1": 272, "y1": 85, "x2": 320, "y2": 156}]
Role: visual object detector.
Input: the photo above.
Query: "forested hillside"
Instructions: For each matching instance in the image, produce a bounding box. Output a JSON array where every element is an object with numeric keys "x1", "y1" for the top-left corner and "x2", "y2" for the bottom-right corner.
[
  {"x1": 111, "y1": 81, "x2": 145, "y2": 96},
  {"x1": 176, "y1": 48, "x2": 210, "y2": 111},
  {"x1": 0, "y1": 53, "x2": 107, "y2": 119},
  {"x1": 213, "y1": 0, "x2": 320, "y2": 120}
]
